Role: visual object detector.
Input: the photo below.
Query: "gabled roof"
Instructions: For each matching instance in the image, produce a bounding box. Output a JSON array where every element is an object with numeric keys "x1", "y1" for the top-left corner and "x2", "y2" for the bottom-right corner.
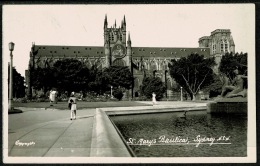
[
  {"x1": 33, "y1": 45, "x2": 104, "y2": 58},
  {"x1": 33, "y1": 45, "x2": 210, "y2": 59},
  {"x1": 131, "y1": 47, "x2": 210, "y2": 58}
]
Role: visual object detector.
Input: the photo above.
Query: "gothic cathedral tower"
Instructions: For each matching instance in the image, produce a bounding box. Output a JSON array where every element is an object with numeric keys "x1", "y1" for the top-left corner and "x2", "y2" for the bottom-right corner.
[{"x1": 103, "y1": 15, "x2": 132, "y2": 68}]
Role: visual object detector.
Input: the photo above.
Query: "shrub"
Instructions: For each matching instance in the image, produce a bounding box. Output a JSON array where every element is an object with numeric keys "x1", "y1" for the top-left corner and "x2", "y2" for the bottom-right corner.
[
  {"x1": 13, "y1": 97, "x2": 28, "y2": 103},
  {"x1": 36, "y1": 98, "x2": 48, "y2": 102},
  {"x1": 113, "y1": 88, "x2": 124, "y2": 101}
]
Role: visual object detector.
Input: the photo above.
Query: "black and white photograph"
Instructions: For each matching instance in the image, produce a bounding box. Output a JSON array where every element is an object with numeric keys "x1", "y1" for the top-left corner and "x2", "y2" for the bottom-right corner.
[{"x1": 3, "y1": 4, "x2": 256, "y2": 163}]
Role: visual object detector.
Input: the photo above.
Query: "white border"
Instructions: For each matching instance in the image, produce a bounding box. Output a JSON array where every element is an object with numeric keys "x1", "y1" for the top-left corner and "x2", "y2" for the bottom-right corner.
[{"x1": 3, "y1": 4, "x2": 256, "y2": 164}]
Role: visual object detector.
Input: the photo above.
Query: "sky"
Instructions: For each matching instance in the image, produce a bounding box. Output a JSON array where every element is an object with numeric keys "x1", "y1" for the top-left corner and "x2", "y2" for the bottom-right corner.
[{"x1": 3, "y1": 4, "x2": 255, "y2": 77}]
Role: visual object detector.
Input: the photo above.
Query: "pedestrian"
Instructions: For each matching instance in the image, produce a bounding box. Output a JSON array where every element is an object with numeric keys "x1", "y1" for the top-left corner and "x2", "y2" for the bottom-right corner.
[
  {"x1": 49, "y1": 89, "x2": 57, "y2": 106},
  {"x1": 152, "y1": 92, "x2": 157, "y2": 105},
  {"x1": 68, "y1": 92, "x2": 77, "y2": 120}
]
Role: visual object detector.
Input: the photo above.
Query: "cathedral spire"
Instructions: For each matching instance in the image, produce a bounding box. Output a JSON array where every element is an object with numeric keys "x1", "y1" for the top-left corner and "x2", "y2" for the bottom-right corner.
[
  {"x1": 127, "y1": 32, "x2": 131, "y2": 46},
  {"x1": 114, "y1": 20, "x2": 117, "y2": 28},
  {"x1": 104, "y1": 14, "x2": 108, "y2": 29},
  {"x1": 123, "y1": 15, "x2": 126, "y2": 25},
  {"x1": 128, "y1": 32, "x2": 131, "y2": 42}
]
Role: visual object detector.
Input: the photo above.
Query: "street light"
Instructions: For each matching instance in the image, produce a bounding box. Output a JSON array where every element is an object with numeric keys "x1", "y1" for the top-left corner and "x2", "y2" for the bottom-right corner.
[
  {"x1": 9, "y1": 42, "x2": 15, "y2": 112},
  {"x1": 180, "y1": 86, "x2": 183, "y2": 102},
  {"x1": 111, "y1": 86, "x2": 113, "y2": 98}
]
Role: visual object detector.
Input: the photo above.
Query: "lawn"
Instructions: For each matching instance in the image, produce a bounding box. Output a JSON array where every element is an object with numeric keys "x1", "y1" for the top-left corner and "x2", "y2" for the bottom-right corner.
[{"x1": 13, "y1": 101, "x2": 152, "y2": 110}]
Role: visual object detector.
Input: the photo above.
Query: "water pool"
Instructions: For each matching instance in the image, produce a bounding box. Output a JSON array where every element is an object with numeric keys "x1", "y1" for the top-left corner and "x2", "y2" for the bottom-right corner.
[{"x1": 110, "y1": 110, "x2": 247, "y2": 157}]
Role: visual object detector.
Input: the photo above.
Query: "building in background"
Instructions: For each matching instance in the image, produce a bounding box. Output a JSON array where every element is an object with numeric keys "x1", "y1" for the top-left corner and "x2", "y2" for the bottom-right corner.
[
  {"x1": 199, "y1": 29, "x2": 235, "y2": 72},
  {"x1": 25, "y1": 15, "x2": 235, "y2": 99}
]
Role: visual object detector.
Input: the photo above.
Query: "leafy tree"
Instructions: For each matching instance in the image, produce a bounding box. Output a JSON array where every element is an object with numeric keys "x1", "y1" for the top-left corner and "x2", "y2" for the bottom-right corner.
[
  {"x1": 202, "y1": 74, "x2": 223, "y2": 98},
  {"x1": 31, "y1": 67, "x2": 54, "y2": 93},
  {"x1": 8, "y1": 65, "x2": 26, "y2": 98},
  {"x1": 219, "y1": 52, "x2": 247, "y2": 82},
  {"x1": 141, "y1": 76, "x2": 166, "y2": 100},
  {"x1": 168, "y1": 53, "x2": 216, "y2": 100},
  {"x1": 53, "y1": 59, "x2": 90, "y2": 94},
  {"x1": 93, "y1": 69, "x2": 111, "y2": 94},
  {"x1": 91, "y1": 66, "x2": 133, "y2": 95},
  {"x1": 104, "y1": 66, "x2": 133, "y2": 89}
]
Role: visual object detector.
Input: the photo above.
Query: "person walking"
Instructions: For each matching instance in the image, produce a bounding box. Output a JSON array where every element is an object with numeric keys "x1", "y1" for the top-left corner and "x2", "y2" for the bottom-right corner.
[
  {"x1": 49, "y1": 89, "x2": 58, "y2": 106},
  {"x1": 68, "y1": 92, "x2": 77, "y2": 120},
  {"x1": 152, "y1": 92, "x2": 157, "y2": 105}
]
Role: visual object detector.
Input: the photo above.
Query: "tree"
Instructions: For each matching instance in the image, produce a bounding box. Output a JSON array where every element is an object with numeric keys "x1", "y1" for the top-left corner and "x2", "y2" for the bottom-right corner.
[
  {"x1": 202, "y1": 74, "x2": 223, "y2": 98},
  {"x1": 103, "y1": 66, "x2": 133, "y2": 89},
  {"x1": 141, "y1": 76, "x2": 166, "y2": 100},
  {"x1": 31, "y1": 67, "x2": 54, "y2": 93},
  {"x1": 91, "y1": 66, "x2": 134, "y2": 95},
  {"x1": 168, "y1": 53, "x2": 216, "y2": 100},
  {"x1": 88, "y1": 65, "x2": 102, "y2": 93},
  {"x1": 93, "y1": 69, "x2": 111, "y2": 94},
  {"x1": 8, "y1": 65, "x2": 26, "y2": 98},
  {"x1": 53, "y1": 59, "x2": 90, "y2": 94},
  {"x1": 219, "y1": 52, "x2": 247, "y2": 82}
]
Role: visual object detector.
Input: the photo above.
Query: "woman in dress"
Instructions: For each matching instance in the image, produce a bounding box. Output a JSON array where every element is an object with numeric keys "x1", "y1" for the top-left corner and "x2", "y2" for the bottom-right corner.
[
  {"x1": 152, "y1": 92, "x2": 157, "y2": 105},
  {"x1": 68, "y1": 92, "x2": 77, "y2": 120}
]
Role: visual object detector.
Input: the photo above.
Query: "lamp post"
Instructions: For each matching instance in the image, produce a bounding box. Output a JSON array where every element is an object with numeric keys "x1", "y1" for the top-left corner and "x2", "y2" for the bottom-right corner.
[
  {"x1": 111, "y1": 86, "x2": 113, "y2": 98},
  {"x1": 165, "y1": 70, "x2": 168, "y2": 99},
  {"x1": 180, "y1": 86, "x2": 183, "y2": 102},
  {"x1": 9, "y1": 42, "x2": 15, "y2": 112}
]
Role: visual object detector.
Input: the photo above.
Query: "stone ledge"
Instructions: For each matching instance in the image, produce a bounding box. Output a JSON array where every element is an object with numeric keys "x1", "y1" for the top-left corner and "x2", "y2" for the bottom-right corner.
[
  {"x1": 90, "y1": 108, "x2": 131, "y2": 157},
  {"x1": 106, "y1": 106, "x2": 206, "y2": 115}
]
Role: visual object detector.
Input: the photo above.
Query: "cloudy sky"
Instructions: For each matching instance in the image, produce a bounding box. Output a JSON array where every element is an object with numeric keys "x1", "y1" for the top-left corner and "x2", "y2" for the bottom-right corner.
[{"x1": 3, "y1": 4, "x2": 255, "y2": 77}]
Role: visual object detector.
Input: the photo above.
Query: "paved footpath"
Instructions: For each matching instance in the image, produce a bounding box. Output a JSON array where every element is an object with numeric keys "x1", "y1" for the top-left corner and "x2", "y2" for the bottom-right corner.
[
  {"x1": 8, "y1": 108, "x2": 96, "y2": 157},
  {"x1": 7, "y1": 101, "x2": 208, "y2": 157}
]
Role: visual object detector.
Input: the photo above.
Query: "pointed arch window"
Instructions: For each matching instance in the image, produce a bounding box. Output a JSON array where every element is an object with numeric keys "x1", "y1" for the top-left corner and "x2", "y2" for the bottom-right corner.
[
  {"x1": 224, "y1": 39, "x2": 229, "y2": 53},
  {"x1": 151, "y1": 61, "x2": 158, "y2": 71},
  {"x1": 212, "y1": 43, "x2": 216, "y2": 54},
  {"x1": 220, "y1": 43, "x2": 224, "y2": 52},
  {"x1": 113, "y1": 59, "x2": 126, "y2": 66},
  {"x1": 163, "y1": 61, "x2": 168, "y2": 70},
  {"x1": 134, "y1": 78, "x2": 140, "y2": 90},
  {"x1": 167, "y1": 79, "x2": 172, "y2": 90}
]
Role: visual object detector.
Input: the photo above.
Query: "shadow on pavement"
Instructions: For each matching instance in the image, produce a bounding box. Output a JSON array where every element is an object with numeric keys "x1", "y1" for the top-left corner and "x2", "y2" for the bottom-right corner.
[{"x1": 8, "y1": 109, "x2": 23, "y2": 114}]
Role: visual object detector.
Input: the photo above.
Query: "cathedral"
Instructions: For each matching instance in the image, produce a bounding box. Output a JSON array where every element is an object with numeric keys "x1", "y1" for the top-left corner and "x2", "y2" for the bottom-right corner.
[{"x1": 26, "y1": 15, "x2": 235, "y2": 98}]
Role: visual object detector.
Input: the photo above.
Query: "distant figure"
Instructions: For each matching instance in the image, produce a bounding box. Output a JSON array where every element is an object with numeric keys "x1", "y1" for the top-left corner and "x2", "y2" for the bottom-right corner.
[
  {"x1": 49, "y1": 90, "x2": 57, "y2": 106},
  {"x1": 68, "y1": 92, "x2": 77, "y2": 120},
  {"x1": 221, "y1": 68, "x2": 247, "y2": 98},
  {"x1": 152, "y1": 92, "x2": 157, "y2": 105}
]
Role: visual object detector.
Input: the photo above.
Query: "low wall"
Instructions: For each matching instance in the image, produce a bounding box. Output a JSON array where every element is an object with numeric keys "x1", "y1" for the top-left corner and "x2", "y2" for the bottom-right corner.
[
  {"x1": 106, "y1": 106, "x2": 206, "y2": 115},
  {"x1": 207, "y1": 97, "x2": 247, "y2": 114},
  {"x1": 90, "y1": 108, "x2": 131, "y2": 157}
]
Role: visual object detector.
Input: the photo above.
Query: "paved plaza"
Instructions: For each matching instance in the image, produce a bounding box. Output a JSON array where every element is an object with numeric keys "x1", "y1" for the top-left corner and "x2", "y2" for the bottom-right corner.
[{"x1": 7, "y1": 101, "x2": 208, "y2": 157}]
